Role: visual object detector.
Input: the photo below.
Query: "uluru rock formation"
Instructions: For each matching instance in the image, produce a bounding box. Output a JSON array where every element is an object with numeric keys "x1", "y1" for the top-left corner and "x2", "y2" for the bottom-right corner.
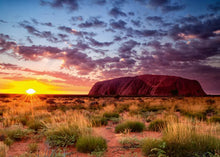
[{"x1": 89, "y1": 74, "x2": 206, "y2": 96}]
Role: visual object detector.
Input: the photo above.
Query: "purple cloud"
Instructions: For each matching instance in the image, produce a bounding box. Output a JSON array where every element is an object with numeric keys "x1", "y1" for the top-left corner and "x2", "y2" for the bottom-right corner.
[
  {"x1": 109, "y1": 7, "x2": 127, "y2": 18},
  {"x1": 78, "y1": 17, "x2": 107, "y2": 28}
]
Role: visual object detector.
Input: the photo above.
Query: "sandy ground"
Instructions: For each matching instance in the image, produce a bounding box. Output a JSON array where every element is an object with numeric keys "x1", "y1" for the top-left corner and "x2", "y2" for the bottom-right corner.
[{"x1": 6, "y1": 124, "x2": 162, "y2": 157}]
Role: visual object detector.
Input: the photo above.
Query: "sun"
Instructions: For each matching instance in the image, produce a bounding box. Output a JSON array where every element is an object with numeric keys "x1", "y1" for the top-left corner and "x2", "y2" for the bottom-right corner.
[{"x1": 26, "y1": 88, "x2": 36, "y2": 95}]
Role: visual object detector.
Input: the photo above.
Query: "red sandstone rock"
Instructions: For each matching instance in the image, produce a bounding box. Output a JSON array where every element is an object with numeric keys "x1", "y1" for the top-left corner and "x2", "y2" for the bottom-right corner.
[{"x1": 89, "y1": 74, "x2": 206, "y2": 96}]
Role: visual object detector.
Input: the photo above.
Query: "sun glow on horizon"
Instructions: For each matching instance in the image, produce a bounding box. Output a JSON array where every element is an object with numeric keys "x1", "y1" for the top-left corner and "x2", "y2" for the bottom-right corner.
[
  {"x1": 0, "y1": 79, "x2": 90, "y2": 94},
  {"x1": 26, "y1": 88, "x2": 36, "y2": 95}
]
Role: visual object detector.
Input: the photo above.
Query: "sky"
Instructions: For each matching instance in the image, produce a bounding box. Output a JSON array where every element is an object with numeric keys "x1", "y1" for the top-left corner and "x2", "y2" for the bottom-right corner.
[{"x1": 0, "y1": 0, "x2": 220, "y2": 94}]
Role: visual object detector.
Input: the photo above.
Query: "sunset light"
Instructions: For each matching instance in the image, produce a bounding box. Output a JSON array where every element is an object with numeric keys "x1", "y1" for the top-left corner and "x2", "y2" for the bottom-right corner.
[
  {"x1": 26, "y1": 88, "x2": 36, "y2": 95},
  {"x1": 0, "y1": 1, "x2": 219, "y2": 156}
]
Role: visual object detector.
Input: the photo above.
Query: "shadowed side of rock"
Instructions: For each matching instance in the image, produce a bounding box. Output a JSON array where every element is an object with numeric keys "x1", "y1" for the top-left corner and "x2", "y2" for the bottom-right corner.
[{"x1": 89, "y1": 74, "x2": 207, "y2": 96}]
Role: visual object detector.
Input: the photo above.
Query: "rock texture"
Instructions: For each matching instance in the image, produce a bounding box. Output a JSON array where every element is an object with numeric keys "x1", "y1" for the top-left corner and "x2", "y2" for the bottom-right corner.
[{"x1": 89, "y1": 75, "x2": 206, "y2": 96}]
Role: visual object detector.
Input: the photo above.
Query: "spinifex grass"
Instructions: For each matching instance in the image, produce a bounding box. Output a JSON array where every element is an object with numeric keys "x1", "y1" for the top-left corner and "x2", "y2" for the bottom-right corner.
[
  {"x1": 76, "y1": 135, "x2": 107, "y2": 153},
  {"x1": 115, "y1": 121, "x2": 145, "y2": 133},
  {"x1": 45, "y1": 110, "x2": 91, "y2": 147}
]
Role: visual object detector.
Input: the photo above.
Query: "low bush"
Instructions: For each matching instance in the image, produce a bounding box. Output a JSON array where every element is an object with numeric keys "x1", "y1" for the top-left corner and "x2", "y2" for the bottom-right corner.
[
  {"x1": 115, "y1": 121, "x2": 145, "y2": 133},
  {"x1": 0, "y1": 127, "x2": 30, "y2": 146},
  {"x1": 162, "y1": 121, "x2": 220, "y2": 157},
  {"x1": 209, "y1": 115, "x2": 220, "y2": 123},
  {"x1": 148, "y1": 119, "x2": 167, "y2": 132},
  {"x1": 1, "y1": 127, "x2": 29, "y2": 141},
  {"x1": 27, "y1": 119, "x2": 44, "y2": 132},
  {"x1": 92, "y1": 116, "x2": 108, "y2": 127},
  {"x1": 182, "y1": 111, "x2": 207, "y2": 121},
  {"x1": 115, "y1": 104, "x2": 129, "y2": 113},
  {"x1": 45, "y1": 124, "x2": 80, "y2": 147},
  {"x1": 119, "y1": 137, "x2": 140, "y2": 149},
  {"x1": 103, "y1": 112, "x2": 119, "y2": 120},
  {"x1": 141, "y1": 138, "x2": 165, "y2": 156},
  {"x1": 3, "y1": 138, "x2": 13, "y2": 146},
  {"x1": 0, "y1": 142, "x2": 8, "y2": 157},
  {"x1": 76, "y1": 135, "x2": 107, "y2": 153},
  {"x1": 18, "y1": 114, "x2": 30, "y2": 126},
  {"x1": 28, "y1": 143, "x2": 38, "y2": 153}
]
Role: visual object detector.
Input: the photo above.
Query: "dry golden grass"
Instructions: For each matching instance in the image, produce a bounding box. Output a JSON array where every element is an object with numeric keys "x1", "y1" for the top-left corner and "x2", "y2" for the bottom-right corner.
[{"x1": 0, "y1": 95, "x2": 219, "y2": 156}]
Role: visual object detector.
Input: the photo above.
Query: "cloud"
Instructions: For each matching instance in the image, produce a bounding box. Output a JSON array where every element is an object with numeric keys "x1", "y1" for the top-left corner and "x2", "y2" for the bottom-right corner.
[
  {"x1": 177, "y1": 15, "x2": 199, "y2": 23},
  {"x1": 131, "y1": 20, "x2": 141, "y2": 27},
  {"x1": 146, "y1": 16, "x2": 163, "y2": 23},
  {"x1": 58, "y1": 26, "x2": 96, "y2": 37},
  {"x1": 71, "y1": 16, "x2": 83, "y2": 22},
  {"x1": 0, "y1": 34, "x2": 16, "y2": 53},
  {"x1": 162, "y1": 3, "x2": 185, "y2": 13},
  {"x1": 41, "y1": 22, "x2": 53, "y2": 27},
  {"x1": 148, "y1": 0, "x2": 185, "y2": 13},
  {"x1": 169, "y1": 15, "x2": 220, "y2": 40},
  {"x1": 26, "y1": 36, "x2": 33, "y2": 43},
  {"x1": 109, "y1": 7, "x2": 127, "y2": 18},
  {"x1": 0, "y1": 62, "x2": 94, "y2": 86},
  {"x1": 118, "y1": 40, "x2": 140, "y2": 58},
  {"x1": 148, "y1": 0, "x2": 169, "y2": 7},
  {"x1": 20, "y1": 22, "x2": 59, "y2": 42},
  {"x1": 0, "y1": 19, "x2": 7, "y2": 23},
  {"x1": 110, "y1": 20, "x2": 127, "y2": 30},
  {"x1": 41, "y1": 0, "x2": 79, "y2": 11},
  {"x1": 0, "y1": 34, "x2": 11, "y2": 40},
  {"x1": 0, "y1": 63, "x2": 20, "y2": 70},
  {"x1": 208, "y1": 1, "x2": 220, "y2": 12},
  {"x1": 78, "y1": 17, "x2": 107, "y2": 28},
  {"x1": 94, "y1": 0, "x2": 106, "y2": 5},
  {"x1": 87, "y1": 37, "x2": 113, "y2": 47},
  {"x1": 17, "y1": 45, "x2": 61, "y2": 61}
]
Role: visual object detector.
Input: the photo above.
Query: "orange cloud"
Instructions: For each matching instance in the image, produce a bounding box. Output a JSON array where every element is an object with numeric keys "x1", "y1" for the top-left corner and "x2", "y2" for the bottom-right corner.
[{"x1": 178, "y1": 33, "x2": 197, "y2": 40}]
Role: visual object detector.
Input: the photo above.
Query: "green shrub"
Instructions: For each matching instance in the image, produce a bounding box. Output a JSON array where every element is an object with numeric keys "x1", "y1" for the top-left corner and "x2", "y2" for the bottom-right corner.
[
  {"x1": 182, "y1": 111, "x2": 207, "y2": 121},
  {"x1": 0, "y1": 142, "x2": 8, "y2": 157},
  {"x1": 162, "y1": 122, "x2": 220, "y2": 157},
  {"x1": 2, "y1": 127, "x2": 29, "y2": 141},
  {"x1": 28, "y1": 143, "x2": 38, "y2": 153},
  {"x1": 141, "y1": 138, "x2": 165, "y2": 156},
  {"x1": 3, "y1": 137, "x2": 13, "y2": 146},
  {"x1": 119, "y1": 137, "x2": 140, "y2": 149},
  {"x1": 27, "y1": 119, "x2": 44, "y2": 132},
  {"x1": 148, "y1": 119, "x2": 167, "y2": 132},
  {"x1": 115, "y1": 121, "x2": 145, "y2": 133},
  {"x1": 45, "y1": 124, "x2": 80, "y2": 147},
  {"x1": 18, "y1": 114, "x2": 30, "y2": 126},
  {"x1": 109, "y1": 117, "x2": 120, "y2": 124},
  {"x1": 76, "y1": 135, "x2": 107, "y2": 153},
  {"x1": 103, "y1": 112, "x2": 119, "y2": 120},
  {"x1": 92, "y1": 116, "x2": 108, "y2": 127},
  {"x1": 209, "y1": 115, "x2": 220, "y2": 123},
  {"x1": 115, "y1": 104, "x2": 129, "y2": 113}
]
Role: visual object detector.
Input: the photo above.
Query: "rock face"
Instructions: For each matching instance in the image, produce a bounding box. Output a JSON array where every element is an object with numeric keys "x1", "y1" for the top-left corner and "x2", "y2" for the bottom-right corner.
[{"x1": 89, "y1": 75, "x2": 206, "y2": 96}]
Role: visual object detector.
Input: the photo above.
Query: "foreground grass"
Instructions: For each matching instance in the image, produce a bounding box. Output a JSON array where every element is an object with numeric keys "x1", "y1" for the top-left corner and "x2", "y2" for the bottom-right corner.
[
  {"x1": 115, "y1": 121, "x2": 145, "y2": 133},
  {"x1": 0, "y1": 95, "x2": 219, "y2": 157},
  {"x1": 142, "y1": 119, "x2": 220, "y2": 157},
  {"x1": 45, "y1": 111, "x2": 91, "y2": 147},
  {"x1": 76, "y1": 135, "x2": 107, "y2": 153}
]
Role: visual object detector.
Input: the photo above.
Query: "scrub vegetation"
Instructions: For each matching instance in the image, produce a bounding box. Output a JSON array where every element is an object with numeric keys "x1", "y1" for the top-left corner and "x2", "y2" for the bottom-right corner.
[{"x1": 0, "y1": 95, "x2": 219, "y2": 157}]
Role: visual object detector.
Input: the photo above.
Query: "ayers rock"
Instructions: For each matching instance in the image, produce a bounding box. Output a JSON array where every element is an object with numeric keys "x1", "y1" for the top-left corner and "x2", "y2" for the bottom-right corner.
[{"x1": 89, "y1": 74, "x2": 206, "y2": 96}]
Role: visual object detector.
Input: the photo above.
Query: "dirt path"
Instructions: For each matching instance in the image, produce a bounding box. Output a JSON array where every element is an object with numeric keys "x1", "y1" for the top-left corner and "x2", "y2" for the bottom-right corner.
[
  {"x1": 6, "y1": 124, "x2": 161, "y2": 157},
  {"x1": 93, "y1": 125, "x2": 162, "y2": 157}
]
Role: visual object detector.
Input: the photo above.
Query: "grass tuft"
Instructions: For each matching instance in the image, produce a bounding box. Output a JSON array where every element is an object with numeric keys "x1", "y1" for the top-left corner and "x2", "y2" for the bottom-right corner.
[
  {"x1": 148, "y1": 119, "x2": 167, "y2": 132},
  {"x1": 103, "y1": 112, "x2": 119, "y2": 120},
  {"x1": 76, "y1": 135, "x2": 107, "y2": 153},
  {"x1": 28, "y1": 143, "x2": 38, "y2": 153},
  {"x1": 45, "y1": 124, "x2": 80, "y2": 147},
  {"x1": 115, "y1": 121, "x2": 145, "y2": 133},
  {"x1": 91, "y1": 116, "x2": 108, "y2": 127}
]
